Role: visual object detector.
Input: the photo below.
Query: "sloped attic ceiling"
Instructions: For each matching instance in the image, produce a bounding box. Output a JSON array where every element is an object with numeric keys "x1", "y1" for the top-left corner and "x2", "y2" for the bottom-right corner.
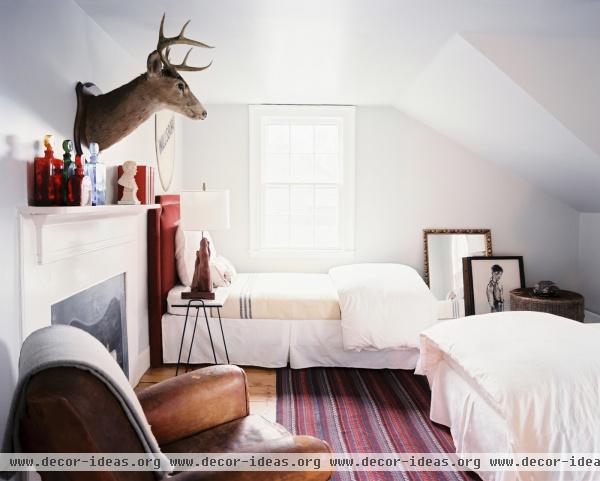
[
  {"x1": 401, "y1": 34, "x2": 600, "y2": 212},
  {"x1": 76, "y1": 0, "x2": 600, "y2": 211},
  {"x1": 466, "y1": 34, "x2": 600, "y2": 157}
]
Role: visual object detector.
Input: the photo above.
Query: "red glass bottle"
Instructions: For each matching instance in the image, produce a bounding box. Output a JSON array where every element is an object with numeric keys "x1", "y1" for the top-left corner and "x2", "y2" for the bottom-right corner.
[
  {"x1": 51, "y1": 152, "x2": 64, "y2": 206},
  {"x1": 33, "y1": 135, "x2": 64, "y2": 206},
  {"x1": 33, "y1": 135, "x2": 55, "y2": 206},
  {"x1": 67, "y1": 154, "x2": 92, "y2": 206}
]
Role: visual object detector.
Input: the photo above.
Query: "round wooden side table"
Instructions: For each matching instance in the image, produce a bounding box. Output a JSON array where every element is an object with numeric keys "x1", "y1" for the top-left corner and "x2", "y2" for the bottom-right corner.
[{"x1": 510, "y1": 288, "x2": 585, "y2": 322}]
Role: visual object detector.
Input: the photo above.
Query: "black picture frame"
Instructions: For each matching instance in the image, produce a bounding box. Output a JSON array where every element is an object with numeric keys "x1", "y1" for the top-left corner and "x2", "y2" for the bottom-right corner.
[{"x1": 463, "y1": 256, "x2": 525, "y2": 316}]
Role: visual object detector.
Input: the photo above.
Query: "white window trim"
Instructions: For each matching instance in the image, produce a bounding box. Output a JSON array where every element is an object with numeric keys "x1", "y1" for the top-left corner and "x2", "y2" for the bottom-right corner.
[{"x1": 249, "y1": 104, "x2": 356, "y2": 259}]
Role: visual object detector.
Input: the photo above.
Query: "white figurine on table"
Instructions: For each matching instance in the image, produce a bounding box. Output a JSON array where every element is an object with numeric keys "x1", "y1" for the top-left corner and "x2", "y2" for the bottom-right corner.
[{"x1": 118, "y1": 160, "x2": 140, "y2": 205}]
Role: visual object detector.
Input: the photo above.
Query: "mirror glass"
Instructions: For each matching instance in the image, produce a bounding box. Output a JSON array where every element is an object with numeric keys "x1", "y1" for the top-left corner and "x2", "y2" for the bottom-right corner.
[{"x1": 425, "y1": 231, "x2": 491, "y2": 302}]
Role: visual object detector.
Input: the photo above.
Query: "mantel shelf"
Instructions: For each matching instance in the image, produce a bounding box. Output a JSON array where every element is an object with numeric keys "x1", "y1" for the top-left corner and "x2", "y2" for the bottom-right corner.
[
  {"x1": 19, "y1": 204, "x2": 160, "y2": 265},
  {"x1": 20, "y1": 204, "x2": 160, "y2": 218}
]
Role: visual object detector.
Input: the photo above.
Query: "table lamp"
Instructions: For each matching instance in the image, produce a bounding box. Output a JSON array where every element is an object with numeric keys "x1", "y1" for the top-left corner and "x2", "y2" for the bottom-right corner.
[{"x1": 180, "y1": 184, "x2": 230, "y2": 300}]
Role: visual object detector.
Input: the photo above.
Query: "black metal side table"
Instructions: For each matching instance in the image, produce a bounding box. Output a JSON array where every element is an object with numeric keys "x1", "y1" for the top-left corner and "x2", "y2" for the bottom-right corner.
[{"x1": 172, "y1": 290, "x2": 230, "y2": 375}]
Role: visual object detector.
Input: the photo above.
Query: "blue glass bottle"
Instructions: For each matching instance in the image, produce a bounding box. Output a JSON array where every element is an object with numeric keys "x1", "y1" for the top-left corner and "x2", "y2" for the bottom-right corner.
[{"x1": 86, "y1": 142, "x2": 106, "y2": 205}]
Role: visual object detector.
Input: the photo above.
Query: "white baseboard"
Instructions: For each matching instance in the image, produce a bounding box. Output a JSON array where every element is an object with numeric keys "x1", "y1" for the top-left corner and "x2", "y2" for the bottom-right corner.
[
  {"x1": 585, "y1": 310, "x2": 600, "y2": 323},
  {"x1": 131, "y1": 346, "x2": 150, "y2": 387}
]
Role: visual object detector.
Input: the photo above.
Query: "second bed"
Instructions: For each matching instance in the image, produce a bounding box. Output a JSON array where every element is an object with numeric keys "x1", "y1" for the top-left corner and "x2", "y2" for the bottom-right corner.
[{"x1": 162, "y1": 271, "x2": 444, "y2": 369}]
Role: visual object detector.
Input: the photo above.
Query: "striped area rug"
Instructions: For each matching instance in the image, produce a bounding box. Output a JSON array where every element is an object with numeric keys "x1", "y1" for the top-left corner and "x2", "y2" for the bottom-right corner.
[{"x1": 276, "y1": 368, "x2": 479, "y2": 481}]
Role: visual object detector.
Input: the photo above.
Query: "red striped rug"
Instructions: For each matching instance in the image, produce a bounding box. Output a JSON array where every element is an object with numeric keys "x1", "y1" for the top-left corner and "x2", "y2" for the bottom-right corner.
[{"x1": 276, "y1": 368, "x2": 479, "y2": 481}]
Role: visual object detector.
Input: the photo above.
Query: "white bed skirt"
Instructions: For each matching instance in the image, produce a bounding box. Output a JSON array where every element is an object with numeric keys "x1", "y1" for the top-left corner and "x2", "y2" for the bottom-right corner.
[
  {"x1": 161, "y1": 314, "x2": 419, "y2": 369},
  {"x1": 429, "y1": 359, "x2": 512, "y2": 481},
  {"x1": 289, "y1": 319, "x2": 419, "y2": 369}
]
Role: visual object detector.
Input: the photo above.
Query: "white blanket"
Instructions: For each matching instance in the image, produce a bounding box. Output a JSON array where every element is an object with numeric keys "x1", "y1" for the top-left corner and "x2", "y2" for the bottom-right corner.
[
  {"x1": 417, "y1": 312, "x2": 600, "y2": 480},
  {"x1": 329, "y1": 263, "x2": 438, "y2": 351},
  {"x1": 1, "y1": 325, "x2": 170, "y2": 480}
]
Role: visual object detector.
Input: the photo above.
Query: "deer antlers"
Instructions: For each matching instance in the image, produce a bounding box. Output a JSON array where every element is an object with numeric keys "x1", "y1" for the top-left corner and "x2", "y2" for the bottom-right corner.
[{"x1": 157, "y1": 14, "x2": 213, "y2": 73}]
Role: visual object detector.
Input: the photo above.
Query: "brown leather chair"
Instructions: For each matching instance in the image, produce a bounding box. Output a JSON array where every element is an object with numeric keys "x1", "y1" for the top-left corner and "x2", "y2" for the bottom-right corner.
[{"x1": 19, "y1": 364, "x2": 332, "y2": 481}]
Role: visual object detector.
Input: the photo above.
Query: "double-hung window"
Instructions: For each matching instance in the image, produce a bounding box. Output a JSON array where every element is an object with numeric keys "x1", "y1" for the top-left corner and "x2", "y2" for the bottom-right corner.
[{"x1": 249, "y1": 105, "x2": 355, "y2": 258}]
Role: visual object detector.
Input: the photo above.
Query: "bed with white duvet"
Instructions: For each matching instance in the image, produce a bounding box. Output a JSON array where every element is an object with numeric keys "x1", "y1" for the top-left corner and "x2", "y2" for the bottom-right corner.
[
  {"x1": 163, "y1": 263, "x2": 439, "y2": 368},
  {"x1": 417, "y1": 311, "x2": 600, "y2": 481}
]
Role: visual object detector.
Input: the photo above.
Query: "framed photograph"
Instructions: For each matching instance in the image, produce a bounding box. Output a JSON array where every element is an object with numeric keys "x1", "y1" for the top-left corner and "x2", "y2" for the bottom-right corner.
[{"x1": 463, "y1": 256, "x2": 525, "y2": 316}]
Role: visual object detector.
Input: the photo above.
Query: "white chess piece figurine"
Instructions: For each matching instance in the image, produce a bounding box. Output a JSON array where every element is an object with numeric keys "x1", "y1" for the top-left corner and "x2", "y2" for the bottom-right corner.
[{"x1": 118, "y1": 161, "x2": 140, "y2": 205}]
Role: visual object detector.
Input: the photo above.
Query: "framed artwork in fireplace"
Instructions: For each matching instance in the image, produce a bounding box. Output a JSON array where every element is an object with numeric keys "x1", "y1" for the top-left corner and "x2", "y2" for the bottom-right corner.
[{"x1": 51, "y1": 273, "x2": 128, "y2": 376}]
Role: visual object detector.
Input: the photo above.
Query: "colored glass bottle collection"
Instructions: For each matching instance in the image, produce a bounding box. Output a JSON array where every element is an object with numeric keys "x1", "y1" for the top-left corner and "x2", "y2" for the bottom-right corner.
[{"x1": 33, "y1": 136, "x2": 106, "y2": 207}]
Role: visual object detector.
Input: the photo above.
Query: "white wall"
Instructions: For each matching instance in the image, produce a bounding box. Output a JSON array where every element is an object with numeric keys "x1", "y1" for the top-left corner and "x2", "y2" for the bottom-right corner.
[
  {"x1": 0, "y1": 0, "x2": 182, "y2": 442},
  {"x1": 579, "y1": 214, "x2": 600, "y2": 314},
  {"x1": 182, "y1": 104, "x2": 580, "y2": 290}
]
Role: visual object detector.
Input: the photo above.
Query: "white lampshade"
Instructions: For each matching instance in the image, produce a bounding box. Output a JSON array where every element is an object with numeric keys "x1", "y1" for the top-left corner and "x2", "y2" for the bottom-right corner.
[{"x1": 180, "y1": 189, "x2": 230, "y2": 231}]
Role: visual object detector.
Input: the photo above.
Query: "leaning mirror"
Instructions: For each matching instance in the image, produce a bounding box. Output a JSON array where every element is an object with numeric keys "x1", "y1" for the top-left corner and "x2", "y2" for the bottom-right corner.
[{"x1": 424, "y1": 229, "x2": 492, "y2": 316}]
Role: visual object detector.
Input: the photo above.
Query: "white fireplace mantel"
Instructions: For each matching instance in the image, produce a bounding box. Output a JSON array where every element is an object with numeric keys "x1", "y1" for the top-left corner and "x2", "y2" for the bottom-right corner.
[
  {"x1": 19, "y1": 203, "x2": 158, "y2": 386},
  {"x1": 19, "y1": 204, "x2": 159, "y2": 264}
]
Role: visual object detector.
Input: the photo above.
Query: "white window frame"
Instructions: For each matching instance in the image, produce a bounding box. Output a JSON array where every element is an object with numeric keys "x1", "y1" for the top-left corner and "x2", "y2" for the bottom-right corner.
[{"x1": 249, "y1": 104, "x2": 355, "y2": 259}]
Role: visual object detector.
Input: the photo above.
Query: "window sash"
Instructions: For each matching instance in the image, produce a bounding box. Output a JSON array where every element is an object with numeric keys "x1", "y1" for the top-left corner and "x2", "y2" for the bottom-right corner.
[
  {"x1": 260, "y1": 182, "x2": 342, "y2": 250},
  {"x1": 261, "y1": 117, "x2": 344, "y2": 185},
  {"x1": 249, "y1": 105, "x2": 355, "y2": 258}
]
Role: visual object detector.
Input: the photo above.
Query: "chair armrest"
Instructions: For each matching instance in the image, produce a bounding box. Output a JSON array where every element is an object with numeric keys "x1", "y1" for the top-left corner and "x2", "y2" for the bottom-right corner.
[
  {"x1": 169, "y1": 435, "x2": 333, "y2": 481},
  {"x1": 138, "y1": 365, "x2": 249, "y2": 445}
]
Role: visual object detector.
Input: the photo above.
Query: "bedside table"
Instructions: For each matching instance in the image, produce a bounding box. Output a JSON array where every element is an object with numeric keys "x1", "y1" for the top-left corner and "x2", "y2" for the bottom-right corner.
[
  {"x1": 171, "y1": 288, "x2": 230, "y2": 375},
  {"x1": 510, "y1": 288, "x2": 585, "y2": 322}
]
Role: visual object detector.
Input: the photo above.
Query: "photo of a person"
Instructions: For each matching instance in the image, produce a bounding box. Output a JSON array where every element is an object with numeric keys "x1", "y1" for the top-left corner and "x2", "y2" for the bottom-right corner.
[
  {"x1": 463, "y1": 256, "x2": 525, "y2": 316},
  {"x1": 486, "y1": 264, "x2": 504, "y2": 312}
]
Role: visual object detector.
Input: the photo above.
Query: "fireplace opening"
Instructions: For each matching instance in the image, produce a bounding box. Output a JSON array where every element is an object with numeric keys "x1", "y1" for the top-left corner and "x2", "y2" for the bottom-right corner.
[{"x1": 51, "y1": 273, "x2": 128, "y2": 377}]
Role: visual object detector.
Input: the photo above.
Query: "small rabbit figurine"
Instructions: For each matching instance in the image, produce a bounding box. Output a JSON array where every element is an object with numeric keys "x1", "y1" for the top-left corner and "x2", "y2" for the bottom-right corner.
[{"x1": 533, "y1": 281, "x2": 560, "y2": 297}]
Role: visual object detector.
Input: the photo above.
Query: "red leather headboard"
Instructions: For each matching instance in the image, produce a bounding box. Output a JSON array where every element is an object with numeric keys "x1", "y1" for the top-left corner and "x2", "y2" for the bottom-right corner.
[{"x1": 147, "y1": 195, "x2": 180, "y2": 367}]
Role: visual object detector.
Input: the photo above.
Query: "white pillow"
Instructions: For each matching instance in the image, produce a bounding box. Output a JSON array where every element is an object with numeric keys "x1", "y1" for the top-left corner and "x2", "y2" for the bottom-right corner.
[
  {"x1": 175, "y1": 226, "x2": 216, "y2": 287},
  {"x1": 210, "y1": 256, "x2": 237, "y2": 287}
]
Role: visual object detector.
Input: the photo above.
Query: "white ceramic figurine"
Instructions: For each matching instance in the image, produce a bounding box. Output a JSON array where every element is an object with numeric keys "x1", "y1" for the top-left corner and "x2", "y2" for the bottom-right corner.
[{"x1": 118, "y1": 160, "x2": 140, "y2": 205}]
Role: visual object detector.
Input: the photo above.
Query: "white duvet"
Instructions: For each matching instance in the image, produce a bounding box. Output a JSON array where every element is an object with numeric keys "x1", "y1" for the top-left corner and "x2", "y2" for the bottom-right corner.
[
  {"x1": 417, "y1": 311, "x2": 600, "y2": 481},
  {"x1": 329, "y1": 263, "x2": 438, "y2": 351}
]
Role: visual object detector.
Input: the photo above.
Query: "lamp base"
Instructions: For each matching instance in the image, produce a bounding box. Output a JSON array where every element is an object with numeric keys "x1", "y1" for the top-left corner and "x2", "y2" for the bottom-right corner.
[{"x1": 181, "y1": 290, "x2": 216, "y2": 300}]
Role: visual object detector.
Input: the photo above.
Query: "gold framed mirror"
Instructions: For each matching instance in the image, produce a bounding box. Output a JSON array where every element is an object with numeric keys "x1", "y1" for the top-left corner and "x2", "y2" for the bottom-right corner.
[{"x1": 423, "y1": 229, "x2": 492, "y2": 301}]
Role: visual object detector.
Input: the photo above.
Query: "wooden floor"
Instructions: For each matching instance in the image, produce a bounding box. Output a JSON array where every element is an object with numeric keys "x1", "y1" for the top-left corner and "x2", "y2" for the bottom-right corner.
[{"x1": 136, "y1": 365, "x2": 277, "y2": 421}]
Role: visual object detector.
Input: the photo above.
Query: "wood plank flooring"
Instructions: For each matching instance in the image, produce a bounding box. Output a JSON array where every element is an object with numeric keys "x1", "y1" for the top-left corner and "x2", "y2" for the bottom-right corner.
[{"x1": 136, "y1": 365, "x2": 277, "y2": 421}]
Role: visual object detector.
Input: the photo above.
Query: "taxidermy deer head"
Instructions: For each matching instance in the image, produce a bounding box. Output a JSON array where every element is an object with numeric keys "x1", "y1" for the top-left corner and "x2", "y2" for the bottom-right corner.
[{"x1": 74, "y1": 14, "x2": 213, "y2": 154}]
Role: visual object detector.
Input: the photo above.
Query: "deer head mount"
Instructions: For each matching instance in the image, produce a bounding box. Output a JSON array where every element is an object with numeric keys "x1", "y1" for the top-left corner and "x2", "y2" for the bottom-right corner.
[{"x1": 74, "y1": 14, "x2": 213, "y2": 154}]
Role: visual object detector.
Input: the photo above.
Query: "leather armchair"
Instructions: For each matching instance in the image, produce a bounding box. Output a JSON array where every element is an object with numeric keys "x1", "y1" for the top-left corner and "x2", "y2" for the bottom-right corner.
[{"x1": 19, "y1": 365, "x2": 332, "y2": 481}]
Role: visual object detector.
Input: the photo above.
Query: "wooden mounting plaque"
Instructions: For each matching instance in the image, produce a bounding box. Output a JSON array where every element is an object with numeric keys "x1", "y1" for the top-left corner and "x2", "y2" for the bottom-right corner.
[{"x1": 181, "y1": 291, "x2": 216, "y2": 300}]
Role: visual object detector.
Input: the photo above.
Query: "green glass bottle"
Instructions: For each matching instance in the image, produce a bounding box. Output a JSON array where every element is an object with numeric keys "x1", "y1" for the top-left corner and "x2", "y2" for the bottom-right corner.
[{"x1": 62, "y1": 140, "x2": 74, "y2": 205}]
